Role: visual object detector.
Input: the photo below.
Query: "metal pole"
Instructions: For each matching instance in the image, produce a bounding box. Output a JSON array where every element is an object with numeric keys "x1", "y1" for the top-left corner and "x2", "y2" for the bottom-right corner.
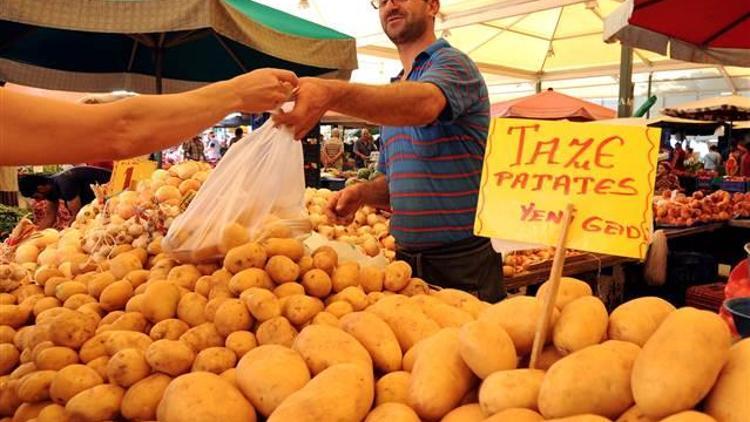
[
  {"x1": 617, "y1": 44, "x2": 634, "y2": 118},
  {"x1": 154, "y1": 33, "x2": 165, "y2": 167},
  {"x1": 535, "y1": 80, "x2": 542, "y2": 93},
  {"x1": 646, "y1": 72, "x2": 653, "y2": 118}
]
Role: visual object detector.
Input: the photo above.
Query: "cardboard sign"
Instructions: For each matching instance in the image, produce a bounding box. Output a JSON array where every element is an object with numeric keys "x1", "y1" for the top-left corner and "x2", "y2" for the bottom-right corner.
[
  {"x1": 108, "y1": 157, "x2": 157, "y2": 195},
  {"x1": 475, "y1": 119, "x2": 659, "y2": 259}
]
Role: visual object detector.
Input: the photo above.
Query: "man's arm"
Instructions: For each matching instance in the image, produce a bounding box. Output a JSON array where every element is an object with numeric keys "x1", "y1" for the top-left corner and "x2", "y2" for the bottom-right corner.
[
  {"x1": 327, "y1": 175, "x2": 390, "y2": 224},
  {"x1": 66, "y1": 196, "x2": 82, "y2": 218},
  {"x1": 359, "y1": 175, "x2": 390, "y2": 210},
  {"x1": 37, "y1": 201, "x2": 58, "y2": 230}
]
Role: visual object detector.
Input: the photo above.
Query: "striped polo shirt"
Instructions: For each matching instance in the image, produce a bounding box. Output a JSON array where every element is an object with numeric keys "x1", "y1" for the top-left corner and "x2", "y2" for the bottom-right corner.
[{"x1": 377, "y1": 38, "x2": 490, "y2": 250}]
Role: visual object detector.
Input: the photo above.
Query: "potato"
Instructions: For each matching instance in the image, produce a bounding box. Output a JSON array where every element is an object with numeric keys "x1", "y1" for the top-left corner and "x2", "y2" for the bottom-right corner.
[
  {"x1": 432, "y1": 289, "x2": 486, "y2": 318},
  {"x1": 553, "y1": 296, "x2": 608, "y2": 355},
  {"x1": 157, "y1": 372, "x2": 256, "y2": 422},
  {"x1": 301, "y1": 269, "x2": 332, "y2": 298},
  {"x1": 109, "y1": 252, "x2": 142, "y2": 279},
  {"x1": 35, "y1": 347, "x2": 78, "y2": 370},
  {"x1": 411, "y1": 295, "x2": 474, "y2": 328},
  {"x1": 312, "y1": 249, "x2": 338, "y2": 275},
  {"x1": 265, "y1": 256, "x2": 300, "y2": 284},
  {"x1": 191, "y1": 347, "x2": 237, "y2": 374},
  {"x1": 99, "y1": 311, "x2": 147, "y2": 333},
  {"x1": 536, "y1": 277, "x2": 592, "y2": 310},
  {"x1": 121, "y1": 373, "x2": 172, "y2": 421},
  {"x1": 219, "y1": 223, "x2": 251, "y2": 254},
  {"x1": 107, "y1": 348, "x2": 151, "y2": 387},
  {"x1": 140, "y1": 280, "x2": 181, "y2": 323},
  {"x1": 179, "y1": 322, "x2": 223, "y2": 353},
  {"x1": 331, "y1": 262, "x2": 360, "y2": 293},
  {"x1": 77, "y1": 335, "x2": 107, "y2": 363},
  {"x1": 16, "y1": 370, "x2": 56, "y2": 402},
  {"x1": 167, "y1": 264, "x2": 202, "y2": 290},
  {"x1": 63, "y1": 293, "x2": 96, "y2": 310},
  {"x1": 85, "y1": 356, "x2": 109, "y2": 381},
  {"x1": 99, "y1": 279, "x2": 133, "y2": 312},
  {"x1": 660, "y1": 411, "x2": 717, "y2": 422},
  {"x1": 224, "y1": 242, "x2": 267, "y2": 274},
  {"x1": 535, "y1": 345, "x2": 565, "y2": 370},
  {"x1": 326, "y1": 300, "x2": 354, "y2": 318},
  {"x1": 32, "y1": 297, "x2": 61, "y2": 317},
  {"x1": 360, "y1": 266, "x2": 384, "y2": 293},
  {"x1": 273, "y1": 282, "x2": 305, "y2": 298},
  {"x1": 220, "y1": 367, "x2": 238, "y2": 387},
  {"x1": 149, "y1": 319, "x2": 190, "y2": 341},
  {"x1": 268, "y1": 363, "x2": 373, "y2": 422},
  {"x1": 36, "y1": 403, "x2": 70, "y2": 422},
  {"x1": 365, "y1": 402, "x2": 421, "y2": 422},
  {"x1": 256, "y1": 316, "x2": 297, "y2": 347},
  {"x1": 459, "y1": 318, "x2": 517, "y2": 378},
  {"x1": 615, "y1": 405, "x2": 655, "y2": 422},
  {"x1": 195, "y1": 275, "x2": 222, "y2": 297},
  {"x1": 48, "y1": 310, "x2": 96, "y2": 349},
  {"x1": 98, "y1": 310, "x2": 125, "y2": 327},
  {"x1": 330, "y1": 286, "x2": 368, "y2": 311},
  {"x1": 145, "y1": 339, "x2": 195, "y2": 376},
  {"x1": 204, "y1": 297, "x2": 229, "y2": 322},
  {"x1": 0, "y1": 304, "x2": 30, "y2": 328},
  {"x1": 104, "y1": 330, "x2": 152, "y2": 354},
  {"x1": 440, "y1": 403, "x2": 485, "y2": 422},
  {"x1": 340, "y1": 312, "x2": 402, "y2": 373},
  {"x1": 292, "y1": 324, "x2": 372, "y2": 375},
  {"x1": 0, "y1": 344, "x2": 19, "y2": 375},
  {"x1": 124, "y1": 269, "x2": 150, "y2": 289},
  {"x1": 376, "y1": 371, "x2": 410, "y2": 406},
  {"x1": 0, "y1": 326, "x2": 16, "y2": 344},
  {"x1": 225, "y1": 331, "x2": 257, "y2": 359},
  {"x1": 367, "y1": 296, "x2": 440, "y2": 351},
  {"x1": 11, "y1": 400, "x2": 49, "y2": 421},
  {"x1": 54, "y1": 281, "x2": 88, "y2": 302},
  {"x1": 65, "y1": 384, "x2": 124, "y2": 422},
  {"x1": 236, "y1": 345, "x2": 310, "y2": 416},
  {"x1": 384, "y1": 261, "x2": 411, "y2": 292},
  {"x1": 479, "y1": 296, "x2": 558, "y2": 356},
  {"x1": 49, "y1": 364, "x2": 102, "y2": 404},
  {"x1": 214, "y1": 299, "x2": 253, "y2": 337},
  {"x1": 283, "y1": 295, "x2": 324, "y2": 326},
  {"x1": 264, "y1": 238, "x2": 305, "y2": 262},
  {"x1": 479, "y1": 369, "x2": 545, "y2": 415},
  {"x1": 631, "y1": 308, "x2": 731, "y2": 419},
  {"x1": 0, "y1": 377, "x2": 22, "y2": 416},
  {"x1": 704, "y1": 338, "x2": 750, "y2": 422},
  {"x1": 242, "y1": 288, "x2": 281, "y2": 322},
  {"x1": 408, "y1": 328, "x2": 473, "y2": 420},
  {"x1": 43, "y1": 277, "x2": 67, "y2": 298},
  {"x1": 398, "y1": 278, "x2": 430, "y2": 297},
  {"x1": 485, "y1": 408, "x2": 544, "y2": 422},
  {"x1": 608, "y1": 297, "x2": 675, "y2": 347},
  {"x1": 229, "y1": 268, "x2": 274, "y2": 295},
  {"x1": 9, "y1": 361, "x2": 36, "y2": 380}
]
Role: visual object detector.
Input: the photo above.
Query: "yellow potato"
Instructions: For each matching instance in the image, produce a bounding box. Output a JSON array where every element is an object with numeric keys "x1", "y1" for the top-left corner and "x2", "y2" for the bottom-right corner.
[
  {"x1": 140, "y1": 280, "x2": 181, "y2": 323},
  {"x1": 312, "y1": 249, "x2": 338, "y2": 275},
  {"x1": 77, "y1": 334, "x2": 108, "y2": 363},
  {"x1": 660, "y1": 411, "x2": 717, "y2": 422},
  {"x1": 340, "y1": 311, "x2": 402, "y2": 373},
  {"x1": 157, "y1": 372, "x2": 256, "y2": 422},
  {"x1": 608, "y1": 297, "x2": 676, "y2": 347},
  {"x1": 214, "y1": 299, "x2": 254, "y2": 337},
  {"x1": 330, "y1": 286, "x2": 369, "y2": 311},
  {"x1": 266, "y1": 255, "x2": 300, "y2": 284},
  {"x1": 65, "y1": 383, "x2": 125, "y2": 422},
  {"x1": 432, "y1": 289, "x2": 486, "y2": 318},
  {"x1": 283, "y1": 295, "x2": 324, "y2": 326},
  {"x1": 36, "y1": 403, "x2": 70, "y2": 422},
  {"x1": 99, "y1": 279, "x2": 134, "y2": 312},
  {"x1": 332, "y1": 262, "x2": 361, "y2": 293},
  {"x1": 120, "y1": 373, "x2": 172, "y2": 421},
  {"x1": 301, "y1": 269, "x2": 332, "y2": 298},
  {"x1": 167, "y1": 264, "x2": 202, "y2": 290},
  {"x1": 273, "y1": 282, "x2": 306, "y2": 298},
  {"x1": 149, "y1": 318, "x2": 190, "y2": 341},
  {"x1": 236, "y1": 344, "x2": 311, "y2": 416},
  {"x1": 479, "y1": 369, "x2": 545, "y2": 415},
  {"x1": 383, "y1": 261, "x2": 411, "y2": 292},
  {"x1": 49, "y1": 364, "x2": 102, "y2": 404},
  {"x1": 179, "y1": 323, "x2": 224, "y2": 352},
  {"x1": 192, "y1": 346, "x2": 237, "y2": 374},
  {"x1": 204, "y1": 297, "x2": 230, "y2": 322},
  {"x1": 35, "y1": 346, "x2": 78, "y2": 370},
  {"x1": 223, "y1": 242, "x2": 267, "y2": 274},
  {"x1": 312, "y1": 311, "x2": 340, "y2": 327},
  {"x1": 365, "y1": 402, "x2": 421, "y2": 422},
  {"x1": 459, "y1": 318, "x2": 517, "y2": 378},
  {"x1": 219, "y1": 223, "x2": 251, "y2": 254},
  {"x1": 229, "y1": 268, "x2": 274, "y2": 295},
  {"x1": 220, "y1": 367, "x2": 238, "y2": 387},
  {"x1": 325, "y1": 300, "x2": 354, "y2": 318},
  {"x1": 410, "y1": 295, "x2": 474, "y2": 328},
  {"x1": 705, "y1": 338, "x2": 750, "y2": 422},
  {"x1": 104, "y1": 330, "x2": 153, "y2": 355},
  {"x1": 535, "y1": 345, "x2": 565, "y2": 370},
  {"x1": 109, "y1": 252, "x2": 142, "y2": 279},
  {"x1": 10, "y1": 401, "x2": 49, "y2": 421},
  {"x1": 292, "y1": 324, "x2": 372, "y2": 375},
  {"x1": 298, "y1": 255, "x2": 314, "y2": 275},
  {"x1": 242, "y1": 288, "x2": 281, "y2": 322},
  {"x1": 0, "y1": 344, "x2": 19, "y2": 375},
  {"x1": 553, "y1": 296, "x2": 609, "y2": 355},
  {"x1": 225, "y1": 331, "x2": 257, "y2": 359},
  {"x1": 367, "y1": 296, "x2": 440, "y2": 351},
  {"x1": 99, "y1": 311, "x2": 148, "y2": 333},
  {"x1": 124, "y1": 269, "x2": 150, "y2": 290},
  {"x1": 0, "y1": 326, "x2": 15, "y2": 344},
  {"x1": 107, "y1": 347, "x2": 151, "y2": 387},
  {"x1": 536, "y1": 277, "x2": 592, "y2": 310},
  {"x1": 195, "y1": 275, "x2": 223, "y2": 297},
  {"x1": 32, "y1": 297, "x2": 61, "y2": 317},
  {"x1": 268, "y1": 363, "x2": 373, "y2": 422},
  {"x1": 264, "y1": 238, "x2": 305, "y2": 262},
  {"x1": 86, "y1": 356, "x2": 109, "y2": 381},
  {"x1": 376, "y1": 371, "x2": 411, "y2": 406},
  {"x1": 440, "y1": 403, "x2": 486, "y2": 422},
  {"x1": 615, "y1": 405, "x2": 655, "y2": 422},
  {"x1": 48, "y1": 310, "x2": 96, "y2": 349},
  {"x1": 146, "y1": 339, "x2": 195, "y2": 376},
  {"x1": 63, "y1": 293, "x2": 96, "y2": 310},
  {"x1": 54, "y1": 281, "x2": 88, "y2": 302},
  {"x1": 360, "y1": 266, "x2": 385, "y2": 293},
  {"x1": 255, "y1": 316, "x2": 298, "y2": 347},
  {"x1": 16, "y1": 370, "x2": 56, "y2": 402},
  {"x1": 398, "y1": 278, "x2": 430, "y2": 297},
  {"x1": 484, "y1": 408, "x2": 544, "y2": 422},
  {"x1": 479, "y1": 296, "x2": 558, "y2": 356}
]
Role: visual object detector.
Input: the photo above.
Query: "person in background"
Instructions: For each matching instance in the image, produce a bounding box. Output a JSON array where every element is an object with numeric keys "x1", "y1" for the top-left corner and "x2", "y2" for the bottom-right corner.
[
  {"x1": 740, "y1": 142, "x2": 750, "y2": 177},
  {"x1": 353, "y1": 128, "x2": 377, "y2": 168},
  {"x1": 702, "y1": 145, "x2": 722, "y2": 172},
  {"x1": 655, "y1": 162, "x2": 681, "y2": 194},
  {"x1": 670, "y1": 142, "x2": 687, "y2": 171},
  {"x1": 18, "y1": 166, "x2": 112, "y2": 229},
  {"x1": 229, "y1": 127, "x2": 245, "y2": 148},
  {"x1": 274, "y1": 0, "x2": 504, "y2": 301},
  {"x1": 182, "y1": 136, "x2": 205, "y2": 162},
  {"x1": 725, "y1": 146, "x2": 739, "y2": 177},
  {"x1": 204, "y1": 133, "x2": 222, "y2": 164},
  {"x1": 321, "y1": 128, "x2": 345, "y2": 170}
]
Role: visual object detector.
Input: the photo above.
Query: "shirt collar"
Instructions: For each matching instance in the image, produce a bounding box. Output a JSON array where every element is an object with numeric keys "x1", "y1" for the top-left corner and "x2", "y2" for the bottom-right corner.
[{"x1": 391, "y1": 38, "x2": 450, "y2": 82}]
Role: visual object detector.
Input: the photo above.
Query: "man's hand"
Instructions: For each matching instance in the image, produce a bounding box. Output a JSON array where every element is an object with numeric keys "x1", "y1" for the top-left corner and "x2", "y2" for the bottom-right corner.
[
  {"x1": 273, "y1": 78, "x2": 335, "y2": 139},
  {"x1": 326, "y1": 184, "x2": 365, "y2": 225},
  {"x1": 231, "y1": 68, "x2": 298, "y2": 113}
]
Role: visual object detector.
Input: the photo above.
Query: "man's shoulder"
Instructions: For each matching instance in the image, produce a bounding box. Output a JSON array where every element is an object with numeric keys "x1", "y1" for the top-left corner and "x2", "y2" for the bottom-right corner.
[{"x1": 429, "y1": 45, "x2": 478, "y2": 68}]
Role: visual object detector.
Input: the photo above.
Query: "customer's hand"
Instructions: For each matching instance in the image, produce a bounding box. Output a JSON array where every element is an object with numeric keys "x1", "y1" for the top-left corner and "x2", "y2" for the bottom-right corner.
[
  {"x1": 231, "y1": 68, "x2": 298, "y2": 113},
  {"x1": 273, "y1": 77, "x2": 333, "y2": 139},
  {"x1": 326, "y1": 184, "x2": 365, "y2": 225}
]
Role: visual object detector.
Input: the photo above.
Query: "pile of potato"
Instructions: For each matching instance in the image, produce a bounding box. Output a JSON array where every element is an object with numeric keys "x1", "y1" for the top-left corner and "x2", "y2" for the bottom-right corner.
[
  {"x1": 1, "y1": 211, "x2": 747, "y2": 422},
  {"x1": 502, "y1": 249, "x2": 583, "y2": 277},
  {"x1": 304, "y1": 188, "x2": 396, "y2": 260},
  {"x1": 654, "y1": 190, "x2": 735, "y2": 227}
]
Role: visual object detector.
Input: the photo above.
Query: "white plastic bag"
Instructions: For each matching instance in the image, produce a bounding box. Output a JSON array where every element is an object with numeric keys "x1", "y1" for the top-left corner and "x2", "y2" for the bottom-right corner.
[{"x1": 164, "y1": 113, "x2": 310, "y2": 263}]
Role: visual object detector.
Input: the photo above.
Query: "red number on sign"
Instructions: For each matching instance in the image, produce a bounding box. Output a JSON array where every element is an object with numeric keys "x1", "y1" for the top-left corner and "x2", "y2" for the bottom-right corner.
[{"x1": 122, "y1": 167, "x2": 134, "y2": 190}]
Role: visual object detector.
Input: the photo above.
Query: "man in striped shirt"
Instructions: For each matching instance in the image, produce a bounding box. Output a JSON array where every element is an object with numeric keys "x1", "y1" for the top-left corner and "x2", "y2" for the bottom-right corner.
[{"x1": 274, "y1": 0, "x2": 504, "y2": 301}]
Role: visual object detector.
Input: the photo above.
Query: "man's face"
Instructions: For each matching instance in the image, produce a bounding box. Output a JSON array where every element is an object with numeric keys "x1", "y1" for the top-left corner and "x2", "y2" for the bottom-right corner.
[
  {"x1": 33, "y1": 184, "x2": 52, "y2": 200},
  {"x1": 380, "y1": 0, "x2": 436, "y2": 45}
]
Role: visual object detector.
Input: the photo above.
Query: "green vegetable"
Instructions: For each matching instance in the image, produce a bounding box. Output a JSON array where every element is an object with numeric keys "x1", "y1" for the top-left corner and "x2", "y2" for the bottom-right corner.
[{"x1": 0, "y1": 205, "x2": 28, "y2": 241}]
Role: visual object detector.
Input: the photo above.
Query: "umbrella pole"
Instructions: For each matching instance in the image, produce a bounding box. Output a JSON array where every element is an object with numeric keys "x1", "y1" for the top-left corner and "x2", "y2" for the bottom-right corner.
[
  {"x1": 617, "y1": 44, "x2": 634, "y2": 118},
  {"x1": 153, "y1": 33, "x2": 165, "y2": 168}
]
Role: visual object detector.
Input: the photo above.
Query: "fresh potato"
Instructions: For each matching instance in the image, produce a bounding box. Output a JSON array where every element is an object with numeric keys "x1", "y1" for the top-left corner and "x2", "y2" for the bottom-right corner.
[
  {"x1": 292, "y1": 324, "x2": 372, "y2": 375},
  {"x1": 539, "y1": 342, "x2": 639, "y2": 419},
  {"x1": 214, "y1": 299, "x2": 254, "y2": 337},
  {"x1": 553, "y1": 296, "x2": 608, "y2": 355},
  {"x1": 479, "y1": 369, "x2": 545, "y2": 415},
  {"x1": 360, "y1": 266, "x2": 385, "y2": 293},
  {"x1": 273, "y1": 282, "x2": 305, "y2": 298},
  {"x1": 383, "y1": 261, "x2": 411, "y2": 292},
  {"x1": 242, "y1": 288, "x2": 281, "y2": 322},
  {"x1": 256, "y1": 316, "x2": 298, "y2": 347},
  {"x1": 125, "y1": 269, "x2": 150, "y2": 289},
  {"x1": 459, "y1": 318, "x2": 517, "y2": 379},
  {"x1": 10, "y1": 400, "x2": 49, "y2": 421},
  {"x1": 268, "y1": 363, "x2": 373, "y2": 422},
  {"x1": 0, "y1": 344, "x2": 19, "y2": 375},
  {"x1": 229, "y1": 268, "x2": 274, "y2": 295},
  {"x1": 149, "y1": 319, "x2": 190, "y2": 341},
  {"x1": 0, "y1": 304, "x2": 31, "y2": 329},
  {"x1": 65, "y1": 383, "x2": 125, "y2": 422},
  {"x1": 99, "y1": 311, "x2": 147, "y2": 333},
  {"x1": 264, "y1": 238, "x2": 305, "y2": 262},
  {"x1": 312, "y1": 249, "x2": 338, "y2": 275},
  {"x1": 16, "y1": 370, "x2": 56, "y2": 402},
  {"x1": 63, "y1": 293, "x2": 96, "y2": 310},
  {"x1": 367, "y1": 296, "x2": 440, "y2": 351},
  {"x1": 330, "y1": 286, "x2": 369, "y2": 311},
  {"x1": 479, "y1": 296, "x2": 558, "y2": 356},
  {"x1": 536, "y1": 277, "x2": 592, "y2": 310},
  {"x1": 340, "y1": 312, "x2": 402, "y2": 373},
  {"x1": 192, "y1": 347, "x2": 237, "y2": 374},
  {"x1": 407, "y1": 328, "x2": 474, "y2": 420},
  {"x1": 223, "y1": 242, "x2": 267, "y2": 274},
  {"x1": 140, "y1": 280, "x2": 181, "y2": 323},
  {"x1": 225, "y1": 331, "x2": 257, "y2": 359},
  {"x1": 301, "y1": 269, "x2": 332, "y2": 298},
  {"x1": 48, "y1": 310, "x2": 96, "y2": 349},
  {"x1": 179, "y1": 322, "x2": 224, "y2": 352},
  {"x1": 660, "y1": 411, "x2": 717, "y2": 422},
  {"x1": 35, "y1": 347, "x2": 78, "y2": 370},
  {"x1": 331, "y1": 262, "x2": 360, "y2": 293},
  {"x1": 85, "y1": 356, "x2": 109, "y2": 382},
  {"x1": 195, "y1": 275, "x2": 223, "y2": 297},
  {"x1": 77, "y1": 335, "x2": 107, "y2": 364},
  {"x1": 265, "y1": 256, "x2": 300, "y2": 284},
  {"x1": 535, "y1": 345, "x2": 565, "y2": 370},
  {"x1": 0, "y1": 326, "x2": 16, "y2": 344},
  {"x1": 157, "y1": 372, "x2": 256, "y2": 422},
  {"x1": 631, "y1": 308, "x2": 731, "y2": 419},
  {"x1": 219, "y1": 223, "x2": 251, "y2": 254},
  {"x1": 54, "y1": 281, "x2": 88, "y2": 302},
  {"x1": 220, "y1": 367, "x2": 238, "y2": 387},
  {"x1": 608, "y1": 297, "x2": 675, "y2": 347},
  {"x1": 236, "y1": 345, "x2": 311, "y2": 416},
  {"x1": 298, "y1": 255, "x2": 314, "y2": 275},
  {"x1": 432, "y1": 289, "x2": 486, "y2": 318},
  {"x1": 104, "y1": 330, "x2": 152, "y2": 355},
  {"x1": 440, "y1": 403, "x2": 485, "y2": 422},
  {"x1": 49, "y1": 364, "x2": 102, "y2": 404},
  {"x1": 312, "y1": 311, "x2": 339, "y2": 327},
  {"x1": 615, "y1": 405, "x2": 655, "y2": 422},
  {"x1": 107, "y1": 348, "x2": 151, "y2": 387},
  {"x1": 283, "y1": 295, "x2": 324, "y2": 326},
  {"x1": 704, "y1": 338, "x2": 750, "y2": 422},
  {"x1": 109, "y1": 252, "x2": 142, "y2": 279},
  {"x1": 167, "y1": 265, "x2": 202, "y2": 290},
  {"x1": 32, "y1": 297, "x2": 61, "y2": 317},
  {"x1": 326, "y1": 300, "x2": 354, "y2": 318},
  {"x1": 36, "y1": 403, "x2": 70, "y2": 422},
  {"x1": 204, "y1": 297, "x2": 230, "y2": 322},
  {"x1": 146, "y1": 339, "x2": 195, "y2": 376},
  {"x1": 410, "y1": 295, "x2": 473, "y2": 328},
  {"x1": 376, "y1": 371, "x2": 410, "y2": 406},
  {"x1": 485, "y1": 408, "x2": 544, "y2": 422},
  {"x1": 98, "y1": 310, "x2": 125, "y2": 327},
  {"x1": 99, "y1": 279, "x2": 134, "y2": 312},
  {"x1": 365, "y1": 402, "x2": 421, "y2": 422},
  {"x1": 121, "y1": 373, "x2": 172, "y2": 421}
]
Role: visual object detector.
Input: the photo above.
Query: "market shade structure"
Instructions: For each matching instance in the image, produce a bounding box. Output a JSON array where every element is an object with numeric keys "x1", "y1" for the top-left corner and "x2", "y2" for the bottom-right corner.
[
  {"x1": 604, "y1": 0, "x2": 750, "y2": 67},
  {"x1": 490, "y1": 88, "x2": 616, "y2": 121},
  {"x1": 0, "y1": 0, "x2": 357, "y2": 94},
  {"x1": 661, "y1": 95, "x2": 750, "y2": 122}
]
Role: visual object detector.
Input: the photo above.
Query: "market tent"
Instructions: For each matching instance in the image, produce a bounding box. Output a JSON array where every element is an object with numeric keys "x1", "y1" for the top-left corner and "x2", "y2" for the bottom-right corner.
[
  {"x1": 734, "y1": 121, "x2": 750, "y2": 130},
  {"x1": 604, "y1": 0, "x2": 750, "y2": 67},
  {"x1": 491, "y1": 88, "x2": 616, "y2": 121},
  {"x1": 0, "y1": 0, "x2": 357, "y2": 94},
  {"x1": 662, "y1": 95, "x2": 750, "y2": 122}
]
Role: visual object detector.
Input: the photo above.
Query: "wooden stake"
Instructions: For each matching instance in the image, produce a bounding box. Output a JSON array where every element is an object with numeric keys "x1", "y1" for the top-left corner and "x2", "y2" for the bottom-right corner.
[{"x1": 529, "y1": 204, "x2": 575, "y2": 369}]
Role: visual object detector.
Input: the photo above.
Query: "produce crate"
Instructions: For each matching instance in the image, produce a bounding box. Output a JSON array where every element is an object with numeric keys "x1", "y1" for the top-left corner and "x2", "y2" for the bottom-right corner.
[
  {"x1": 719, "y1": 179, "x2": 749, "y2": 193},
  {"x1": 685, "y1": 282, "x2": 725, "y2": 311},
  {"x1": 665, "y1": 252, "x2": 718, "y2": 306}
]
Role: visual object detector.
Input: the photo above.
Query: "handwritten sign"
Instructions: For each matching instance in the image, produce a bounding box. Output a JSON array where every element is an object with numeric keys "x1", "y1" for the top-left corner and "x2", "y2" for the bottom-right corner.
[
  {"x1": 474, "y1": 119, "x2": 659, "y2": 259},
  {"x1": 108, "y1": 157, "x2": 157, "y2": 196}
]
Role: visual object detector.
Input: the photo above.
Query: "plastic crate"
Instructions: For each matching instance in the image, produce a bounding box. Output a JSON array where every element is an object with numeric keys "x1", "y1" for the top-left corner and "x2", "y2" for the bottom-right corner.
[
  {"x1": 686, "y1": 282, "x2": 725, "y2": 311},
  {"x1": 719, "y1": 180, "x2": 749, "y2": 193},
  {"x1": 665, "y1": 252, "x2": 718, "y2": 306}
]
